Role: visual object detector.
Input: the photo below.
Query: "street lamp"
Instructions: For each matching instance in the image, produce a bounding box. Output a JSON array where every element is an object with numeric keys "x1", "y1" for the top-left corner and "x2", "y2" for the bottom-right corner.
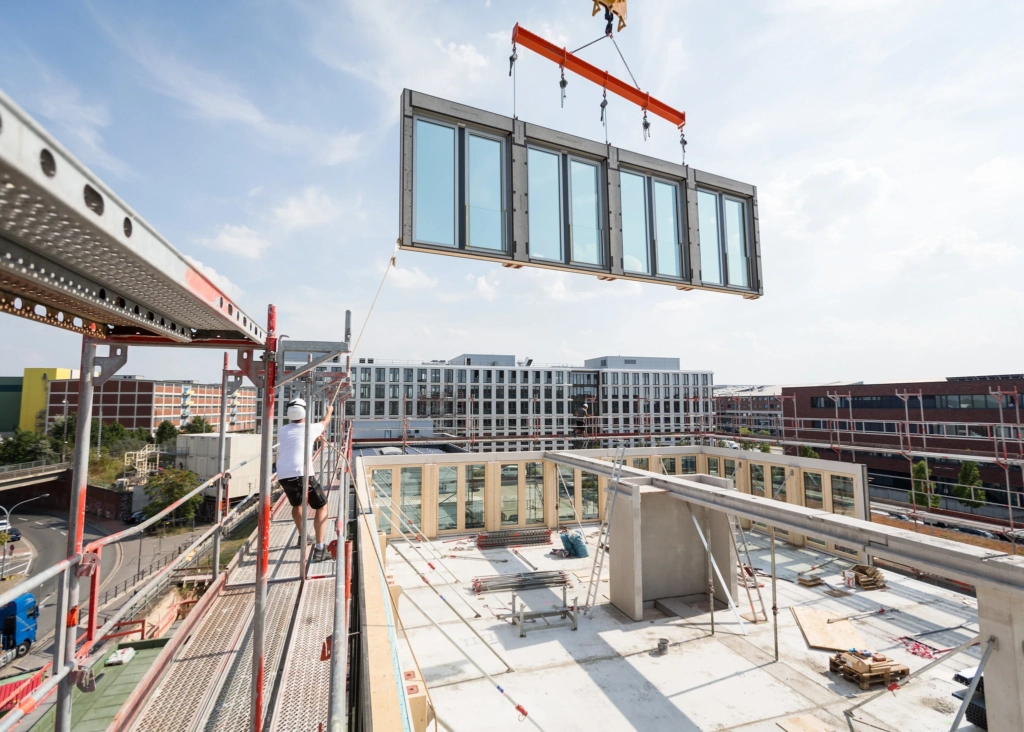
[
  {"x1": 61, "y1": 399, "x2": 69, "y2": 462},
  {"x1": 0, "y1": 494, "x2": 50, "y2": 580}
]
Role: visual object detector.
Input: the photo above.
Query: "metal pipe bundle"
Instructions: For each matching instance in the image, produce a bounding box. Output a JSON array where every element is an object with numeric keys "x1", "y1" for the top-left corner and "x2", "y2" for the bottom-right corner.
[
  {"x1": 472, "y1": 570, "x2": 569, "y2": 594},
  {"x1": 476, "y1": 528, "x2": 552, "y2": 549}
]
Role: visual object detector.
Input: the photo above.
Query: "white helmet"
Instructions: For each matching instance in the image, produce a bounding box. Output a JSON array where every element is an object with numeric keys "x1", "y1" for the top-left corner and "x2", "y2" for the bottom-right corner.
[{"x1": 287, "y1": 398, "x2": 306, "y2": 422}]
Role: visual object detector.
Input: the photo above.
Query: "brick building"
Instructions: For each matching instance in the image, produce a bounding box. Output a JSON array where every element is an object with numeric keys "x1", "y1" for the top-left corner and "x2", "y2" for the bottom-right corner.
[{"x1": 46, "y1": 375, "x2": 258, "y2": 434}]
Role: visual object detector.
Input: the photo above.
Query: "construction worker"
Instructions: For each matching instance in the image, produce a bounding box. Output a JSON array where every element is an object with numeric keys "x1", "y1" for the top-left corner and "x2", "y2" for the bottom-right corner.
[
  {"x1": 573, "y1": 402, "x2": 589, "y2": 436},
  {"x1": 277, "y1": 396, "x2": 334, "y2": 562}
]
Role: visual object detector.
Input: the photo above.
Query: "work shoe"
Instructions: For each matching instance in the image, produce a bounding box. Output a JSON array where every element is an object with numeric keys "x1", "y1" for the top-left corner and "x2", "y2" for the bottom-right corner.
[{"x1": 310, "y1": 545, "x2": 329, "y2": 563}]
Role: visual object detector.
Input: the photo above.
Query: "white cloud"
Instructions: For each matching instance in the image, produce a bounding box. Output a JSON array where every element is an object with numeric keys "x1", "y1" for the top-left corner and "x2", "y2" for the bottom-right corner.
[
  {"x1": 183, "y1": 255, "x2": 244, "y2": 300},
  {"x1": 272, "y1": 186, "x2": 340, "y2": 231},
  {"x1": 390, "y1": 266, "x2": 438, "y2": 290},
  {"x1": 466, "y1": 273, "x2": 500, "y2": 301},
  {"x1": 196, "y1": 224, "x2": 273, "y2": 259}
]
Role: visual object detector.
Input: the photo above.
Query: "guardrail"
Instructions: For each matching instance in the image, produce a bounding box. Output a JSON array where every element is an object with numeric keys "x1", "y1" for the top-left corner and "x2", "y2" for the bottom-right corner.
[{"x1": 0, "y1": 461, "x2": 70, "y2": 480}]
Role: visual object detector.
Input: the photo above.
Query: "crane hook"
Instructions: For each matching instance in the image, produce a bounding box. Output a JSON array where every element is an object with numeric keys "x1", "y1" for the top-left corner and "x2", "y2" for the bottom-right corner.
[
  {"x1": 509, "y1": 44, "x2": 517, "y2": 77},
  {"x1": 642, "y1": 110, "x2": 651, "y2": 141},
  {"x1": 599, "y1": 89, "x2": 608, "y2": 123},
  {"x1": 559, "y1": 66, "x2": 568, "y2": 108},
  {"x1": 679, "y1": 129, "x2": 688, "y2": 166}
]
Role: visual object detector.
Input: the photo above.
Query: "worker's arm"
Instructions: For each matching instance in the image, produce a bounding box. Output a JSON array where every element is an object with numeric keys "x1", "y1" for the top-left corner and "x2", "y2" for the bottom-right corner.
[{"x1": 318, "y1": 401, "x2": 334, "y2": 433}]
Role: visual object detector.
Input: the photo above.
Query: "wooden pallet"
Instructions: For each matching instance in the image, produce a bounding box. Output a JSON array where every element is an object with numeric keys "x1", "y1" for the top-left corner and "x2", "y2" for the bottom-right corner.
[{"x1": 829, "y1": 652, "x2": 908, "y2": 690}]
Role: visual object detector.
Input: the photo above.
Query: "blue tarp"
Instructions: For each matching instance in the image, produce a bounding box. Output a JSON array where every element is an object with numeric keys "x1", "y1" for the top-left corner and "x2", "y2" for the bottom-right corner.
[{"x1": 560, "y1": 530, "x2": 589, "y2": 558}]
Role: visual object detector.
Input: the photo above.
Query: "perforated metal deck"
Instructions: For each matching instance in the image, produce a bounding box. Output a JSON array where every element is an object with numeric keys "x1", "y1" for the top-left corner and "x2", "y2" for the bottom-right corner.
[
  {"x1": 228, "y1": 522, "x2": 303, "y2": 587},
  {"x1": 203, "y1": 581, "x2": 300, "y2": 731},
  {"x1": 131, "y1": 586, "x2": 255, "y2": 732},
  {"x1": 268, "y1": 578, "x2": 336, "y2": 732}
]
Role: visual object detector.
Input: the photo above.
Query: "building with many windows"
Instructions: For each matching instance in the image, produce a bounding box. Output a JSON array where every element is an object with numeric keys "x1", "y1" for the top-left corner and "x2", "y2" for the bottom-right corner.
[
  {"x1": 46, "y1": 375, "x2": 258, "y2": 434},
  {"x1": 338, "y1": 354, "x2": 713, "y2": 451}
]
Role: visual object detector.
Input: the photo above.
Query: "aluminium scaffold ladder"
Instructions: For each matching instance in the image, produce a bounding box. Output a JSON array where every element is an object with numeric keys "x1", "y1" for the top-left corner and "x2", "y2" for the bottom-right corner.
[
  {"x1": 727, "y1": 514, "x2": 768, "y2": 623},
  {"x1": 583, "y1": 444, "x2": 627, "y2": 614}
]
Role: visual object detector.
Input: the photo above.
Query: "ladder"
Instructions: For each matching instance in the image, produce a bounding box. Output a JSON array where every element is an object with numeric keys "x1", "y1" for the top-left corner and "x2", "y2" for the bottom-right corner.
[
  {"x1": 583, "y1": 444, "x2": 627, "y2": 614},
  {"x1": 728, "y1": 514, "x2": 768, "y2": 622}
]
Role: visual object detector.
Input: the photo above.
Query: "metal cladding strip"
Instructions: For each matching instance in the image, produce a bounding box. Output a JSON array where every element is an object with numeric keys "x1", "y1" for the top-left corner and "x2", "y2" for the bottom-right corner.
[
  {"x1": 546, "y1": 451, "x2": 1024, "y2": 596},
  {"x1": 130, "y1": 587, "x2": 256, "y2": 732},
  {"x1": 0, "y1": 89, "x2": 264, "y2": 345},
  {"x1": 267, "y1": 578, "x2": 335, "y2": 732},
  {"x1": 203, "y1": 581, "x2": 300, "y2": 732}
]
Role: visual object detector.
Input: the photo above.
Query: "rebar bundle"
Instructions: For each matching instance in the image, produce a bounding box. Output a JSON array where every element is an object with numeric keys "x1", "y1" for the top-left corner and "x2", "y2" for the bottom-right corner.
[
  {"x1": 476, "y1": 528, "x2": 552, "y2": 549},
  {"x1": 471, "y1": 570, "x2": 569, "y2": 594}
]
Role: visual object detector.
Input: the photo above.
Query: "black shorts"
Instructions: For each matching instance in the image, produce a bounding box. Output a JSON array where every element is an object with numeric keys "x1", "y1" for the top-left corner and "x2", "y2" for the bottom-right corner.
[{"x1": 279, "y1": 475, "x2": 328, "y2": 510}]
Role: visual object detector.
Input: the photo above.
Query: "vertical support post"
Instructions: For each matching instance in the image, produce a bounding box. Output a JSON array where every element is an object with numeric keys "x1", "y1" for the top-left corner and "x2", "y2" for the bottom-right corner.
[
  {"x1": 86, "y1": 545, "x2": 101, "y2": 642},
  {"x1": 214, "y1": 353, "x2": 229, "y2": 579},
  {"x1": 770, "y1": 527, "x2": 779, "y2": 663},
  {"x1": 55, "y1": 337, "x2": 97, "y2": 732},
  {"x1": 328, "y1": 432, "x2": 350, "y2": 732},
  {"x1": 301, "y1": 372, "x2": 312, "y2": 581},
  {"x1": 706, "y1": 507, "x2": 714, "y2": 635},
  {"x1": 251, "y1": 306, "x2": 277, "y2": 732}
]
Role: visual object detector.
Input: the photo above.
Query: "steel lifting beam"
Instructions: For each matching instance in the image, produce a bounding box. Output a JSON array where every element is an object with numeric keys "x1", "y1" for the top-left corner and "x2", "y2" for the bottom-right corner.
[{"x1": 510, "y1": 24, "x2": 686, "y2": 129}]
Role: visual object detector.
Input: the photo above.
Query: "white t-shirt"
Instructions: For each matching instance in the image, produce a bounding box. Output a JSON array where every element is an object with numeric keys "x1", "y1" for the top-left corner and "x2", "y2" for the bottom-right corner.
[{"x1": 276, "y1": 422, "x2": 325, "y2": 480}]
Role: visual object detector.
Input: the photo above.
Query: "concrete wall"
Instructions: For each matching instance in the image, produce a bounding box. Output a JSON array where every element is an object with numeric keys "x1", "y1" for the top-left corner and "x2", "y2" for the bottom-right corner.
[
  {"x1": 174, "y1": 433, "x2": 261, "y2": 500},
  {"x1": 608, "y1": 482, "x2": 642, "y2": 621}
]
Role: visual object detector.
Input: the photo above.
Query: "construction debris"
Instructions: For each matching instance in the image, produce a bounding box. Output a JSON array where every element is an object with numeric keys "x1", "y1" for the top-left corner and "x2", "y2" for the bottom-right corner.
[
  {"x1": 472, "y1": 570, "x2": 569, "y2": 595},
  {"x1": 829, "y1": 651, "x2": 909, "y2": 690},
  {"x1": 476, "y1": 528, "x2": 552, "y2": 549},
  {"x1": 850, "y1": 564, "x2": 887, "y2": 590}
]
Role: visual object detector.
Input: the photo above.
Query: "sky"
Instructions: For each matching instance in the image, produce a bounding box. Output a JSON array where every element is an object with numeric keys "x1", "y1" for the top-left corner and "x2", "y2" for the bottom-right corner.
[{"x1": 1, "y1": 0, "x2": 1022, "y2": 386}]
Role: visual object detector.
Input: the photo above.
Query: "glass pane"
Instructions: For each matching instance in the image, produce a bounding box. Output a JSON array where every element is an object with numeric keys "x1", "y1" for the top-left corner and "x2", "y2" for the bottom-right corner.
[
  {"x1": 724, "y1": 197, "x2": 749, "y2": 288},
  {"x1": 707, "y1": 457, "x2": 719, "y2": 476},
  {"x1": 724, "y1": 459, "x2": 736, "y2": 479},
  {"x1": 621, "y1": 172, "x2": 649, "y2": 273},
  {"x1": 371, "y1": 469, "x2": 392, "y2": 534},
  {"x1": 750, "y1": 464, "x2": 765, "y2": 497},
  {"x1": 557, "y1": 466, "x2": 576, "y2": 522},
  {"x1": 660, "y1": 457, "x2": 676, "y2": 474},
  {"x1": 633, "y1": 457, "x2": 649, "y2": 471},
  {"x1": 681, "y1": 456, "x2": 697, "y2": 474},
  {"x1": 400, "y1": 467, "x2": 422, "y2": 533},
  {"x1": 413, "y1": 119, "x2": 455, "y2": 246},
  {"x1": 465, "y1": 464, "x2": 485, "y2": 529},
  {"x1": 831, "y1": 475, "x2": 855, "y2": 516},
  {"x1": 468, "y1": 135, "x2": 503, "y2": 251},
  {"x1": 803, "y1": 472, "x2": 823, "y2": 510},
  {"x1": 438, "y1": 466, "x2": 458, "y2": 531},
  {"x1": 525, "y1": 461, "x2": 544, "y2": 524},
  {"x1": 698, "y1": 190, "x2": 722, "y2": 285},
  {"x1": 581, "y1": 471, "x2": 599, "y2": 520},
  {"x1": 654, "y1": 181, "x2": 681, "y2": 277},
  {"x1": 771, "y1": 466, "x2": 787, "y2": 501},
  {"x1": 527, "y1": 148, "x2": 562, "y2": 261},
  {"x1": 501, "y1": 464, "x2": 519, "y2": 526},
  {"x1": 569, "y1": 160, "x2": 601, "y2": 265}
]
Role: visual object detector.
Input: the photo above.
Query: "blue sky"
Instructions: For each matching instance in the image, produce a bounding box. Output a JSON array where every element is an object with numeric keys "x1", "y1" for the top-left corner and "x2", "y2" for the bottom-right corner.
[{"x1": 2, "y1": 1, "x2": 1022, "y2": 385}]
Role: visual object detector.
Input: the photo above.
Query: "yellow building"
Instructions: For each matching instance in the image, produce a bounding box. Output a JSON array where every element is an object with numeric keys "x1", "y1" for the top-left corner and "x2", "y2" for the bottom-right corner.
[{"x1": 19, "y1": 368, "x2": 78, "y2": 432}]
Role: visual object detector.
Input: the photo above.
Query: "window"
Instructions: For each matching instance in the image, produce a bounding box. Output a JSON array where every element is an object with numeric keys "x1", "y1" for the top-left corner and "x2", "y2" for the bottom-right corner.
[
  {"x1": 771, "y1": 466, "x2": 787, "y2": 501},
  {"x1": 723, "y1": 198, "x2": 749, "y2": 288},
  {"x1": 557, "y1": 466, "x2": 576, "y2": 522},
  {"x1": 375, "y1": 384, "x2": 385, "y2": 399},
  {"x1": 359, "y1": 384, "x2": 370, "y2": 399},
  {"x1": 389, "y1": 368, "x2": 399, "y2": 382},
  {"x1": 681, "y1": 456, "x2": 697, "y2": 474},
  {"x1": 468, "y1": 133, "x2": 504, "y2": 250},
  {"x1": 654, "y1": 180, "x2": 683, "y2": 277},
  {"x1": 528, "y1": 147, "x2": 562, "y2": 261},
  {"x1": 418, "y1": 369, "x2": 427, "y2": 382},
  {"x1": 525, "y1": 462, "x2": 544, "y2": 524},
  {"x1": 569, "y1": 159, "x2": 602, "y2": 265},
  {"x1": 360, "y1": 402, "x2": 370, "y2": 416},
  {"x1": 750, "y1": 464, "x2": 765, "y2": 497},
  {"x1": 698, "y1": 190, "x2": 722, "y2": 285},
  {"x1": 621, "y1": 171, "x2": 649, "y2": 274},
  {"x1": 371, "y1": 469, "x2": 392, "y2": 533},
  {"x1": 500, "y1": 464, "x2": 519, "y2": 525},
  {"x1": 804, "y1": 472, "x2": 823, "y2": 510},
  {"x1": 724, "y1": 459, "x2": 736, "y2": 480},
  {"x1": 404, "y1": 368, "x2": 414, "y2": 382},
  {"x1": 581, "y1": 471, "x2": 599, "y2": 520},
  {"x1": 698, "y1": 189, "x2": 751, "y2": 289},
  {"x1": 633, "y1": 457, "x2": 649, "y2": 471},
  {"x1": 413, "y1": 119, "x2": 456, "y2": 246},
  {"x1": 438, "y1": 466, "x2": 458, "y2": 531},
  {"x1": 707, "y1": 457, "x2": 719, "y2": 476},
  {"x1": 661, "y1": 457, "x2": 676, "y2": 474},
  {"x1": 831, "y1": 475, "x2": 855, "y2": 517},
  {"x1": 360, "y1": 367, "x2": 371, "y2": 382},
  {"x1": 400, "y1": 467, "x2": 422, "y2": 533},
  {"x1": 465, "y1": 464, "x2": 485, "y2": 529}
]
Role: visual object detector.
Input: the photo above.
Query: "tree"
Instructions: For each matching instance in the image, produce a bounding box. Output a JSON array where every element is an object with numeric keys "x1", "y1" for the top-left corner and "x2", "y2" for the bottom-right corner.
[
  {"x1": 144, "y1": 468, "x2": 203, "y2": 522},
  {"x1": 181, "y1": 416, "x2": 214, "y2": 434},
  {"x1": 799, "y1": 445, "x2": 820, "y2": 459},
  {"x1": 760, "y1": 441, "x2": 771, "y2": 453},
  {"x1": 911, "y1": 460, "x2": 940, "y2": 509},
  {"x1": 106, "y1": 437, "x2": 147, "y2": 458},
  {"x1": 738, "y1": 427, "x2": 754, "y2": 451},
  {"x1": 954, "y1": 461, "x2": 986, "y2": 509},
  {"x1": 0, "y1": 428, "x2": 56, "y2": 466},
  {"x1": 130, "y1": 427, "x2": 154, "y2": 444},
  {"x1": 155, "y1": 421, "x2": 180, "y2": 444},
  {"x1": 100, "y1": 421, "x2": 128, "y2": 445}
]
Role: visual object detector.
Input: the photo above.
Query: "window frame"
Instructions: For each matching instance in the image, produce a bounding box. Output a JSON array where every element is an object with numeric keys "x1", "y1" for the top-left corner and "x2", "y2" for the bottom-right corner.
[
  {"x1": 526, "y1": 143, "x2": 565, "y2": 263},
  {"x1": 412, "y1": 116, "x2": 459, "y2": 248},
  {"x1": 465, "y1": 128, "x2": 509, "y2": 253},
  {"x1": 566, "y1": 153, "x2": 606, "y2": 269}
]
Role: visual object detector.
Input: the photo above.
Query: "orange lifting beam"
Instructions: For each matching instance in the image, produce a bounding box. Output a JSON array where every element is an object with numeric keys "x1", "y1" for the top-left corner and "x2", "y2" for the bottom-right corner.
[{"x1": 511, "y1": 23, "x2": 685, "y2": 129}]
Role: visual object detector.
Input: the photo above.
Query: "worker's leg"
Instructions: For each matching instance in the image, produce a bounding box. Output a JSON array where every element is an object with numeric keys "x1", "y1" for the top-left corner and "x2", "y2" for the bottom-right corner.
[
  {"x1": 280, "y1": 478, "x2": 305, "y2": 536},
  {"x1": 313, "y1": 505, "x2": 329, "y2": 545},
  {"x1": 291, "y1": 505, "x2": 303, "y2": 534}
]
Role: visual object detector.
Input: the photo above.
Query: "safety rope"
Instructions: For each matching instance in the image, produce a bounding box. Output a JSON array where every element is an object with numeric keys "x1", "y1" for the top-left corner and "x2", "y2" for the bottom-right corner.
[
  {"x1": 609, "y1": 35, "x2": 640, "y2": 90},
  {"x1": 570, "y1": 34, "x2": 608, "y2": 55},
  {"x1": 351, "y1": 245, "x2": 396, "y2": 356}
]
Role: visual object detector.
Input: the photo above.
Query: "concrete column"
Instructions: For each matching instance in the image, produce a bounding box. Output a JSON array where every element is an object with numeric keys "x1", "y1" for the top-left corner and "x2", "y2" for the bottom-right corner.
[
  {"x1": 608, "y1": 481, "x2": 643, "y2": 621},
  {"x1": 976, "y1": 584, "x2": 1024, "y2": 732}
]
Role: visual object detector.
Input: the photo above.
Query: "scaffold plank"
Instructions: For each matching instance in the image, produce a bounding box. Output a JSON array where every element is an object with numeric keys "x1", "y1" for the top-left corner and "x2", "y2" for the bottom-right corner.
[
  {"x1": 130, "y1": 586, "x2": 254, "y2": 732},
  {"x1": 267, "y1": 578, "x2": 335, "y2": 732},
  {"x1": 228, "y1": 522, "x2": 299, "y2": 587}
]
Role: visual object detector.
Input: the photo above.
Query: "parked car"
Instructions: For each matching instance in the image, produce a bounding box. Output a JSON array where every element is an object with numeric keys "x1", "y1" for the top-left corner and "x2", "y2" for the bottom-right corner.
[
  {"x1": 124, "y1": 510, "x2": 146, "y2": 525},
  {"x1": 955, "y1": 526, "x2": 998, "y2": 540},
  {"x1": 887, "y1": 512, "x2": 910, "y2": 522},
  {"x1": 4, "y1": 528, "x2": 21, "y2": 543}
]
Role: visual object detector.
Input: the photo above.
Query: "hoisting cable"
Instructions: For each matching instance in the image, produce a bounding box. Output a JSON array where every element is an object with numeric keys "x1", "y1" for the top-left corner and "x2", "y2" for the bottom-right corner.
[
  {"x1": 609, "y1": 35, "x2": 641, "y2": 90},
  {"x1": 570, "y1": 34, "x2": 608, "y2": 55},
  {"x1": 509, "y1": 41, "x2": 518, "y2": 119},
  {"x1": 600, "y1": 88, "x2": 609, "y2": 145},
  {"x1": 352, "y1": 244, "x2": 397, "y2": 356}
]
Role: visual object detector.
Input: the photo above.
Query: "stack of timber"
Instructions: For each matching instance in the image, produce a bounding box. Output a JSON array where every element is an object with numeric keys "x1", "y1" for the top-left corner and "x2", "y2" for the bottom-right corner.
[
  {"x1": 476, "y1": 528, "x2": 552, "y2": 549},
  {"x1": 829, "y1": 651, "x2": 908, "y2": 690},
  {"x1": 472, "y1": 570, "x2": 568, "y2": 594},
  {"x1": 851, "y1": 564, "x2": 886, "y2": 590}
]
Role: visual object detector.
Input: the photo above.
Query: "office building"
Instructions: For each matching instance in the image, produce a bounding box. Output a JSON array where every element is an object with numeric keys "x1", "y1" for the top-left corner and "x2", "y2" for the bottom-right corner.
[{"x1": 0, "y1": 376, "x2": 22, "y2": 436}]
